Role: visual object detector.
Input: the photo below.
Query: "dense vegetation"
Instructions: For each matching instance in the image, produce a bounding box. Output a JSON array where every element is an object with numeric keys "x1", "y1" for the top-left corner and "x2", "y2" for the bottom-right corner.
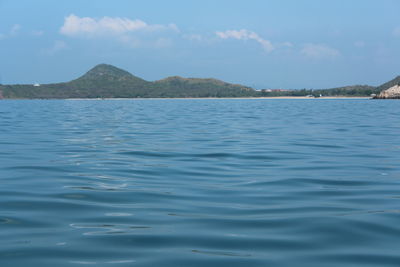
[{"x1": 0, "y1": 64, "x2": 397, "y2": 99}]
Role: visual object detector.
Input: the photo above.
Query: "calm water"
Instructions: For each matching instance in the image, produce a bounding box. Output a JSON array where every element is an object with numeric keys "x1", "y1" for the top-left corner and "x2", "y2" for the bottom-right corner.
[{"x1": 1, "y1": 99, "x2": 400, "y2": 266}]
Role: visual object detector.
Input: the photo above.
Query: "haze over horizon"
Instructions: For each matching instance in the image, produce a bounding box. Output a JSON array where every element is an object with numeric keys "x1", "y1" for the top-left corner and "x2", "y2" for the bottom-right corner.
[{"x1": 0, "y1": 0, "x2": 399, "y2": 89}]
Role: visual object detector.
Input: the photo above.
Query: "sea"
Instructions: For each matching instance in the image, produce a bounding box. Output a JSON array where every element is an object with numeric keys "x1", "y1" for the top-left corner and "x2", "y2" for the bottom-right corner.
[{"x1": 1, "y1": 99, "x2": 400, "y2": 266}]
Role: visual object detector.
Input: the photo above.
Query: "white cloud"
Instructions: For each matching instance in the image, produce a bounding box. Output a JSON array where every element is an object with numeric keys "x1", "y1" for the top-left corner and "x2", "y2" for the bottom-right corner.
[
  {"x1": 393, "y1": 27, "x2": 400, "y2": 37},
  {"x1": 60, "y1": 14, "x2": 179, "y2": 37},
  {"x1": 215, "y1": 29, "x2": 274, "y2": 52},
  {"x1": 301, "y1": 43, "x2": 340, "y2": 59}
]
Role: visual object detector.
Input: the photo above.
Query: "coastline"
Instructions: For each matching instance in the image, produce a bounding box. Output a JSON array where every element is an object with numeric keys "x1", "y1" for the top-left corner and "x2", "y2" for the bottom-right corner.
[
  {"x1": 64, "y1": 96, "x2": 372, "y2": 100},
  {"x1": 1, "y1": 96, "x2": 372, "y2": 100}
]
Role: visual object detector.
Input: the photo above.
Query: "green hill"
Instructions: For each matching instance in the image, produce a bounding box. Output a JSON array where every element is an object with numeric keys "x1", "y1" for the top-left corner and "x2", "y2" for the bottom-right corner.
[
  {"x1": 313, "y1": 85, "x2": 379, "y2": 96},
  {"x1": 0, "y1": 64, "x2": 256, "y2": 99},
  {"x1": 151, "y1": 76, "x2": 254, "y2": 97},
  {"x1": 61, "y1": 64, "x2": 152, "y2": 98}
]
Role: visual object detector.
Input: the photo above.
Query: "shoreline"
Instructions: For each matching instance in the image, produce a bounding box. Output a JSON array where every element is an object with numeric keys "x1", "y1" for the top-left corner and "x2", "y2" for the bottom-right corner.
[
  {"x1": 64, "y1": 96, "x2": 372, "y2": 100},
  {"x1": 1, "y1": 96, "x2": 372, "y2": 100}
]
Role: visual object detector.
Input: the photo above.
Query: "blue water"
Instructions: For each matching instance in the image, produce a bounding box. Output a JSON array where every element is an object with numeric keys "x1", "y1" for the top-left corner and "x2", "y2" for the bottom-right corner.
[{"x1": 1, "y1": 99, "x2": 400, "y2": 266}]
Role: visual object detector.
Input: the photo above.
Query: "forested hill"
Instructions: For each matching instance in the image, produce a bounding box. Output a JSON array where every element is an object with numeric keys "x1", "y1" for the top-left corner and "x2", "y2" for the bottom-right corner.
[
  {"x1": 0, "y1": 64, "x2": 398, "y2": 98},
  {"x1": 0, "y1": 64, "x2": 255, "y2": 99}
]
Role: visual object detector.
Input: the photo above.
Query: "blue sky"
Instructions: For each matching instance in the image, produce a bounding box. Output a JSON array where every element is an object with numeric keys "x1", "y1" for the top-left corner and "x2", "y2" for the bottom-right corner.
[{"x1": 0, "y1": 0, "x2": 399, "y2": 89}]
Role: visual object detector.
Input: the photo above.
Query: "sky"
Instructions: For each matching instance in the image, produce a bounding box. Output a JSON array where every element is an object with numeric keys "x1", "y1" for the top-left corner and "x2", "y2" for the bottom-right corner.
[{"x1": 0, "y1": 0, "x2": 399, "y2": 89}]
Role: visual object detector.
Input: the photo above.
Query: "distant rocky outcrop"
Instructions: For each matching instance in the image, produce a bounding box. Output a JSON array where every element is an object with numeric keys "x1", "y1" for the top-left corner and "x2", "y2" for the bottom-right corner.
[
  {"x1": 374, "y1": 84, "x2": 400, "y2": 99},
  {"x1": 375, "y1": 76, "x2": 400, "y2": 92}
]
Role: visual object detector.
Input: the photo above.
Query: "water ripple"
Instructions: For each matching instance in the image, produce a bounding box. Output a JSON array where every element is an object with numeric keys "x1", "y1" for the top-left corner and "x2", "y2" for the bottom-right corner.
[{"x1": 1, "y1": 99, "x2": 400, "y2": 266}]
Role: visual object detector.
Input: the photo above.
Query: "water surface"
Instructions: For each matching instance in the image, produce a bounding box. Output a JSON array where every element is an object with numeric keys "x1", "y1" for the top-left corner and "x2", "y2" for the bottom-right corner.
[{"x1": 1, "y1": 99, "x2": 400, "y2": 266}]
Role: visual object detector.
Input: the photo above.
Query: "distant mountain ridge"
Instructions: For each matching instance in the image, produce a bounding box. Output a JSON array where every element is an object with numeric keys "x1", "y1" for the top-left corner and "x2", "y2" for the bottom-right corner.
[
  {"x1": 0, "y1": 64, "x2": 254, "y2": 98},
  {"x1": 0, "y1": 64, "x2": 398, "y2": 99}
]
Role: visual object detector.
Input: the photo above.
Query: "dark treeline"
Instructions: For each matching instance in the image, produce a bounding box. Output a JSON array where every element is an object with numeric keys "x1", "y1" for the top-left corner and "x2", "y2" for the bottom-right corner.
[{"x1": 258, "y1": 85, "x2": 381, "y2": 97}]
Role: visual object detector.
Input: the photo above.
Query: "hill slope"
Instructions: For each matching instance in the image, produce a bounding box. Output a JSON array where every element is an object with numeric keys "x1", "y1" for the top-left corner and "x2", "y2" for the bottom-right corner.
[
  {"x1": 375, "y1": 76, "x2": 400, "y2": 92},
  {"x1": 151, "y1": 76, "x2": 254, "y2": 97},
  {"x1": 314, "y1": 85, "x2": 379, "y2": 96}
]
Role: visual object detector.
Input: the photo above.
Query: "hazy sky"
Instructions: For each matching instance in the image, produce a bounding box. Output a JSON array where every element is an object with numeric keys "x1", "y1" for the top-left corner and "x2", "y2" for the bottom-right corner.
[{"x1": 1, "y1": 0, "x2": 399, "y2": 88}]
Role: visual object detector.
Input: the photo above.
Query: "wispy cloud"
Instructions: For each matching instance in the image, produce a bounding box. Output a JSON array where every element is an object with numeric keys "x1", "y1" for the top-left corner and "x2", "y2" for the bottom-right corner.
[
  {"x1": 31, "y1": 30, "x2": 44, "y2": 37},
  {"x1": 215, "y1": 29, "x2": 274, "y2": 52},
  {"x1": 0, "y1": 24, "x2": 21, "y2": 40},
  {"x1": 281, "y1": 42, "x2": 293, "y2": 48},
  {"x1": 354, "y1": 41, "x2": 365, "y2": 48},
  {"x1": 10, "y1": 24, "x2": 21, "y2": 35},
  {"x1": 154, "y1": 37, "x2": 173, "y2": 48},
  {"x1": 44, "y1": 40, "x2": 69, "y2": 55},
  {"x1": 183, "y1": 34, "x2": 203, "y2": 42},
  {"x1": 60, "y1": 14, "x2": 179, "y2": 37},
  {"x1": 301, "y1": 43, "x2": 340, "y2": 59}
]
